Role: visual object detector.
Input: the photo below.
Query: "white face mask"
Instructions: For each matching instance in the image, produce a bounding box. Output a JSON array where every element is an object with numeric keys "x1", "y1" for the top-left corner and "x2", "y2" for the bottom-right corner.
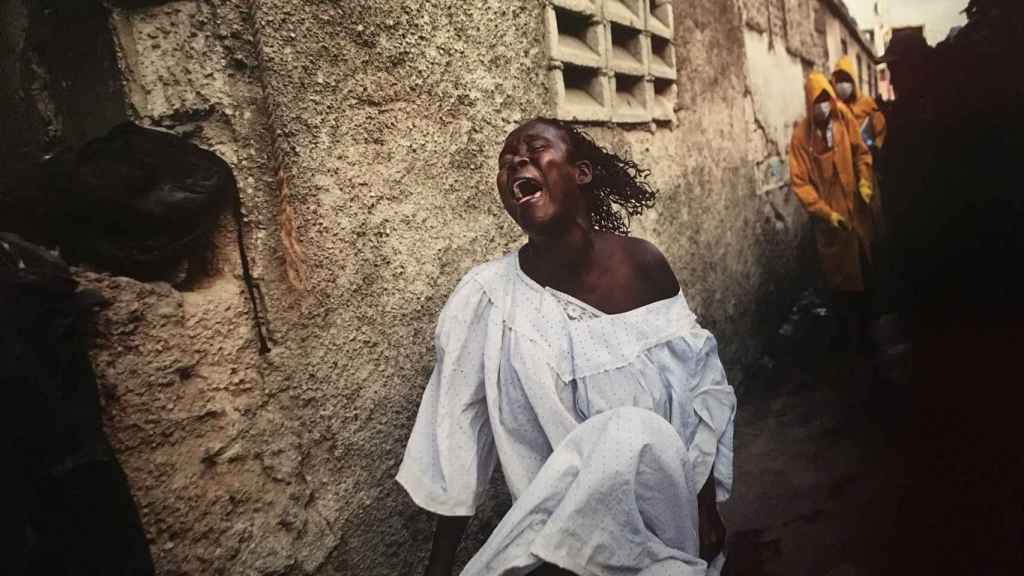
[
  {"x1": 835, "y1": 81, "x2": 855, "y2": 101},
  {"x1": 813, "y1": 101, "x2": 832, "y2": 125}
]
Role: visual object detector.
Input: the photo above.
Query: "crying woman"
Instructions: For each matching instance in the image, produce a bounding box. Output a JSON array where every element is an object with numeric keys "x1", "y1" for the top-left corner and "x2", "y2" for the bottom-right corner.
[{"x1": 397, "y1": 118, "x2": 736, "y2": 576}]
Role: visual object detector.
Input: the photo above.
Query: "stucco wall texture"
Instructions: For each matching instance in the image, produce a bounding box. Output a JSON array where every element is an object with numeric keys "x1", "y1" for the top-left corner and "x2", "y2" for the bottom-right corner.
[{"x1": 7, "y1": 1, "x2": 815, "y2": 574}]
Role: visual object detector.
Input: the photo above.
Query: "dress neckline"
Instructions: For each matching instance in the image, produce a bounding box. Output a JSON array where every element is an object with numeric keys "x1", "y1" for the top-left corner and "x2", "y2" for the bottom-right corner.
[{"x1": 512, "y1": 248, "x2": 682, "y2": 320}]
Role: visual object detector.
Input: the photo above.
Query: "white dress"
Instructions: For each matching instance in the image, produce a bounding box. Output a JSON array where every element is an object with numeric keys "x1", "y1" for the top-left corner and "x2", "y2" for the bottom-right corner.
[{"x1": 397, "y1": 251, "x2": 736, "y2": 576}]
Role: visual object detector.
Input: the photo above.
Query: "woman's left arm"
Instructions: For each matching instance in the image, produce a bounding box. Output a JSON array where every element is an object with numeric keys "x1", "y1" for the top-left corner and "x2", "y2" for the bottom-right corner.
[
  {"x1": 685, "y1": 328, "x2": 736, "y2": 561},
  {"x1": 687, "y1": 330, "x2": 737, "y2": 502},
  {"x1": 698, "y1": 477, "x2": 726, "y2": 562}
]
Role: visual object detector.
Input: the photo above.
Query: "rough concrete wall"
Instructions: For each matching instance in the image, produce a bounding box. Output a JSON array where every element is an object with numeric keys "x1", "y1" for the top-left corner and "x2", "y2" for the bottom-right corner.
[
  {"x1": 636, "y1": 0, "x2": 808, "y2": 363},
  {"x1": 784, "y1": 0, "x2": 827, "y2": 65},
  {"x1": 742, "y1": 0, "x2": 826, "y2": 67},
  {"x1": 743, "y1": 27, "x2": 807, "y2": 155},
  {"x1": 739, "y1": 0, "x2": 816, "y2": 277},
  {"x1": 94, "y1": 0, "x2": 542, "y2": 574},
  {"x1": 744, "y1": 0, "x2": 770, "y2": 32},
  {"x1": 81, "y1": 271, "x2": 276, "y2": 572},
  {"x1": 743, "y1": 28, "x2": 808, "y2": 181},
  {"x1": 825, "y1": 16, "x2": 844, "y2": 65},
  {"x1": 226, "y1": 1, "x2": 550, "y2": 572},
  {"x1": 819, "y1": 12, "x2": 874, "y2": 88},
  {"x1": 72, "y1": 1, "x2": 330, "y2": 574},
  {"x1": 769, "y1": 0, "x2": 787, "y2": 41},
  {"x1": 739, "y1": 0, "x2": 836, "y2": 258},
  {"x1": 738, "y1": 28, "x2": 812, "y2": 336},
  {"x1": 5, "y1": 0, "x2": 811, "y2": 574}
]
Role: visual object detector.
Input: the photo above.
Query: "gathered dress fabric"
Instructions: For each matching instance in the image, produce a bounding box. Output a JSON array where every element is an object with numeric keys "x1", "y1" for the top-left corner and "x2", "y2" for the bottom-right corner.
[{"x1": 397, "y1": 252, "x2": 736, "y2": 576}]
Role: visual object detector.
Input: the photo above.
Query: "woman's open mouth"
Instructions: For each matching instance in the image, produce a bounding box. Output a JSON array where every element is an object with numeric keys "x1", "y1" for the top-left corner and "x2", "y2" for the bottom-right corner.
[{"x1": 511, "y1": 177, "x2": 543, "y2": 204}]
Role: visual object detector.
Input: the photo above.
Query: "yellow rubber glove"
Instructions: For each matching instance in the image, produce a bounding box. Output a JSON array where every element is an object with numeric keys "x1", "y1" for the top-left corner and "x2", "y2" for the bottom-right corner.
[
  {"x1": 859, "y1": 180, "x2": 873, "y2": 205},
  {"x1": 829, "y1": 211, "x2": 850, "y2": 231}
]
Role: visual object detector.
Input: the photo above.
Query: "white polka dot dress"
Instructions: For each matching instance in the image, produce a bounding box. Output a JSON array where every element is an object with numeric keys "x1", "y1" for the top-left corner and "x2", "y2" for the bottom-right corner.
[{"x1": 396, "y1": 251, "x2": 736, "y2": 576}]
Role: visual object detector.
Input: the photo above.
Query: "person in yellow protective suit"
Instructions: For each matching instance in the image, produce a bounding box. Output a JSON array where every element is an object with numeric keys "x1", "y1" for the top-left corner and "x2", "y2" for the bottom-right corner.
[
  {"x1": 789, "y1": 73, "x2": 876, "y2": 352},
  {"x1": 833, "y1": 55, "x2": 887, "y2": 241},
  {"x1": 832, "y1": 55, "x2": 887, "y2": 151},
  {"x1": 834, "y1": 55, "x2": 897, "y2": 341}
]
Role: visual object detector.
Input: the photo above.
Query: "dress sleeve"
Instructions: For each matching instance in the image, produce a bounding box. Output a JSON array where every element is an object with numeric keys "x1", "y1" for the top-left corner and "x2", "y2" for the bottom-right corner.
[
  {"x1": 685, "y1": 328, "x2": 737, "y2": 503},
  {"x1": 396, "y1": 275, "x2": 497, "y2": 516}
]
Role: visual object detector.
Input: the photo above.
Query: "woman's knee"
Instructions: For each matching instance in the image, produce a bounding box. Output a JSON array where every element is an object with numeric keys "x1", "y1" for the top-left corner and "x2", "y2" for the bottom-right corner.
[{"x1": 598, "y1": 407, "x2": 687, "y2": 462}]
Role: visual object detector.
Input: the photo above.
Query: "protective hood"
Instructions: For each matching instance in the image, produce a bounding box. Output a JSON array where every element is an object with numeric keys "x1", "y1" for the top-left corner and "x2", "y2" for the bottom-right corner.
[
  {"x1": 833, "y1": 56, "x2": 860, "y2": 99},
  {"x1": 834, "y1": 56, "x2": 881, "y2": 124},
  {"x1": 805, "y1": 72, "x2": 837, "y2": 118}
]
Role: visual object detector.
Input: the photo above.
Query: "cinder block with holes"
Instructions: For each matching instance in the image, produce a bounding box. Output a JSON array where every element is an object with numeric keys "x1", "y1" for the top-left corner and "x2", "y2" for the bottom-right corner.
[
  {"x1": 549, "y1": 63, "x2": 612, "y2": 122},
  {"x1": 607, "y1": 22, "x2": 647, "y2": 76},
  {"x1": 549, "y1": 0, "x2": 600, "y2": 16},
  {"x1": 611, "y1": 73, "x2": 652, "y2": 123},
  {"x1": 647, "y1": 0, "x2": 674, "y2": 39},
  {"x1": 647, "y1": 33, "x2": 677, "y2": 80},
  {"x1": 651, "y1": 77, "x2": 677, "y2": 121},
  {"x1": 604, "y1": 0, "x2": 645, "y2": 29},
  {"x1": 545, "y1": 0, "x2": 677, "y2": 124},
  {"x1": 545, "y1": 4, "x2": 605, "y2": 68},
  {"x1": 645, "y1": 0, "x2": 677, "y2": 123}
]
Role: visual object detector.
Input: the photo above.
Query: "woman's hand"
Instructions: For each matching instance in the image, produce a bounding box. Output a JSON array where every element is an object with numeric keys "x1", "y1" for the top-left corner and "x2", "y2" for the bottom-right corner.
[
  {"x1": 423, "y1": 515, "x2": 470, "y2": 576},
  {"x1": 424, "y1": 561, "x2": 453, "y2": 576},
  {"x1": 424, "y1": 563, "x2": 450, "y2": 576},
  {"x1": 697, "y1": 480, "x2": 726, "y2": 562}
]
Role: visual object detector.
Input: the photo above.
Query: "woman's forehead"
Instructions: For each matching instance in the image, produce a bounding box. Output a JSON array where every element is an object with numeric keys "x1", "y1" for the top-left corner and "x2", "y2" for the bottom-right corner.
[{"x1": 503, "y1": 120, "x2": 567, "y2": 147}]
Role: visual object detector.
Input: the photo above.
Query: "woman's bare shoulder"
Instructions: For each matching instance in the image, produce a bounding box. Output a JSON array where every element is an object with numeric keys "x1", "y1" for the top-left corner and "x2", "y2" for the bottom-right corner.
[{"x1": 606, "y1": 234, "x2": 681, "y2": 300}]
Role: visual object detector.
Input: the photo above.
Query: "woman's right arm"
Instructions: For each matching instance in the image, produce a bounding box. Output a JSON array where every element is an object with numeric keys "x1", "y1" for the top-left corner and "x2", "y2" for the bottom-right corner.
[
  {"x1": 398, "y1": 273, "x2": 495, "y2": 574},
  {"x1": 424, "y1": 515, "x2": 471, "y2": 576}
]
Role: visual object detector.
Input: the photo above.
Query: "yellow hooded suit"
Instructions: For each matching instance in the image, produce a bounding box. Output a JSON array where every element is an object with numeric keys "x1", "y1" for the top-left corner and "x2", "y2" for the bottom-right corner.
[
  {"x1": 789, "y1": 73, "x2": 875, "y2": 291},
  {"x1": 833, "y1": 55, "x2": 887, "y2": 149}
]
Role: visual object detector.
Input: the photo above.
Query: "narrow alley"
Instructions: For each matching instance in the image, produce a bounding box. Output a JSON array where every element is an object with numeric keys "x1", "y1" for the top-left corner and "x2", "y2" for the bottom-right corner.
[
  {"x1": 722, "y1": 293, "x2": 910, "y2": 576},
  {"x1": 3, "y1": 1, "x2": 1022, "y2": 576}
]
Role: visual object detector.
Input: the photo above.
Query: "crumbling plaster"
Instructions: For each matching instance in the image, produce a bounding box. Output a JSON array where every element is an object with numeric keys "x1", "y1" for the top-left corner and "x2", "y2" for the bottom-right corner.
[{"x1": 4, "y1": 1, "x2": 814, "y2": 574}]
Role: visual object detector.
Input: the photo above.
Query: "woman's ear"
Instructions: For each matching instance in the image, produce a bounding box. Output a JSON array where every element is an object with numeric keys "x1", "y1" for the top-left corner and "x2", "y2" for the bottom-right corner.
[{"x1": 575, "y1": 160, "x2": 593, "y2": 185}]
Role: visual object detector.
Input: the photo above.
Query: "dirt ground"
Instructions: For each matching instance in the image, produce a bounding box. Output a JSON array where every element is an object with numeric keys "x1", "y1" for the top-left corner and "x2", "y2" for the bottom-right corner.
[{"x1": 721, "y1": 294, "x2": 911, "y2": 576}]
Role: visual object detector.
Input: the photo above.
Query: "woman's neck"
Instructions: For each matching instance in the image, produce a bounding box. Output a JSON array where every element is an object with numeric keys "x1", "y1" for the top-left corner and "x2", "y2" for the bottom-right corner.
[{"x1": 523, "y1": 224, "x2": 596, "y2": 288}]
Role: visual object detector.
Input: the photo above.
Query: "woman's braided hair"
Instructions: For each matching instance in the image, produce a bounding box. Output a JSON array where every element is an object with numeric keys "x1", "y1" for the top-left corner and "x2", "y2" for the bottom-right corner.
[{"x1": 543, "y1": 119, "x2": 658, "y2": 235}]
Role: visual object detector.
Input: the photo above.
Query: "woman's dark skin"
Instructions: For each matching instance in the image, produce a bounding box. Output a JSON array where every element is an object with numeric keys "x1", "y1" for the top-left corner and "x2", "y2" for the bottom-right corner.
[{"x1": 423, "y1": 120, "x2": 725, "y2": 576}]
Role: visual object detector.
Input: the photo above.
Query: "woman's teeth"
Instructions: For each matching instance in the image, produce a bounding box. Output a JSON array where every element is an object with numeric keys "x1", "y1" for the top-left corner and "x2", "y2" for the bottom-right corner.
[{"x1": 513, "y1": 179, "x2": 540, "y2": 201}]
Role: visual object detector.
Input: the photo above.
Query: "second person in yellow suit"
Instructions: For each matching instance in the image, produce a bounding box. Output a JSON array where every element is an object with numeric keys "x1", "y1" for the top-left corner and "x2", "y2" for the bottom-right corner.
[
  {"x1": 832, "y1": 55, "x2": 887, "y2": 151},
  {"x1": 789, "y1": 72, "x2": 876, "y2": 352},
  {"x1": 834, "y1": 55, "x2": 893, "y2": 321}
]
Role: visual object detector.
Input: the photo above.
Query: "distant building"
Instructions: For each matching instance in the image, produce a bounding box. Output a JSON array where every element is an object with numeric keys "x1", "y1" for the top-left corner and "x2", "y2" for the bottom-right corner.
[
  {"x1": 817, "y1": 1, "x2": 881, "y2": 99},
  {"x1": 858, "y1": 0, "x2": 895, "y2": 100}
]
